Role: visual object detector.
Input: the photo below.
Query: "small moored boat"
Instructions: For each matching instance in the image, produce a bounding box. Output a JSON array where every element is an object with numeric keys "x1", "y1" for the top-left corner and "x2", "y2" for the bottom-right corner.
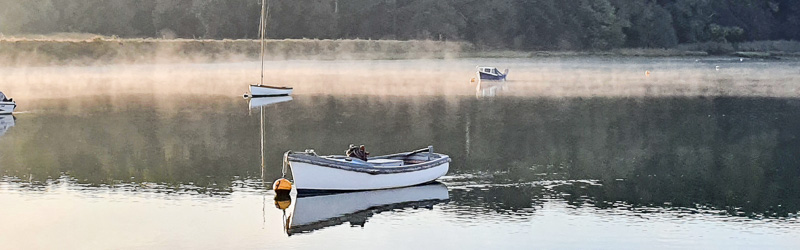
[
  {"x1": 0, "y1": 92, "x2": 16, "y2": 114},
  {"x1": 284, "y1": 146, "x2": 450, "y2": 192},
  {"x1": 477, "y1": 66, "x2": 508, "y2": 81},
  {"x1": 249, "y1": 84, "x2": 293, "y2": 97},
  {"x1": 247, "y1": 0, "x2": 293, "y2": 97}
]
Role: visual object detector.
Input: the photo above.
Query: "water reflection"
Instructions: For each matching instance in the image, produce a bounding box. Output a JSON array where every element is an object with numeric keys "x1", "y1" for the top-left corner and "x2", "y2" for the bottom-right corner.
[
  {"x1": 249, "y1": 96, "x2": 293, "y2": 110},
  {"x1": 0, "y1": 94, "x2": 798, "y2": 221},
  {"x1": 279, "y1": 183, "x2": 449, "y2": 236},
  {"x1": 475, "y1": 81, "x2": 508, "y2": 98},
  {"x1": 0, "y1": 115, "x2": 14, "y2": 138}
]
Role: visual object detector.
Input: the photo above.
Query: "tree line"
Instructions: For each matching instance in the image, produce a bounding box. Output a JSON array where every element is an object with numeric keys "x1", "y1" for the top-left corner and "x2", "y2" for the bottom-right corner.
[{"x1": 1, "y1": 0, "x2": 798, "y2": 50}]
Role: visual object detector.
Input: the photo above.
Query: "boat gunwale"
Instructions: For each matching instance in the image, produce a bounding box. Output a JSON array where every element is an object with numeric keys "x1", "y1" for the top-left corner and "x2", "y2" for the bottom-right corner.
[
  {"x1": 287, "y1": 152, "x2": 451, "y2": 175},
  {"x1": 249, "y1": 84, "x2": 294, "y2": 90}
]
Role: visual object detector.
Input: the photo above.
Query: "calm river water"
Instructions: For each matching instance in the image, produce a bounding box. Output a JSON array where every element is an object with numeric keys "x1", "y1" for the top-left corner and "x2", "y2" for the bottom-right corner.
[{"x1": 1, "y1": 58, "x2": 799, "y2": 249}]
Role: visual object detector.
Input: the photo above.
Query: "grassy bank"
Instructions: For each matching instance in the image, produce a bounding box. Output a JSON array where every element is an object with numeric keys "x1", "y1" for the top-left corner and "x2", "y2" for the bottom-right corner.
[
  {"x1": 2, "y1": 35, "x2": 799, "y2": 66},
  {"x1": 0, "y1": 37, "x2": 466, "y2": 66}
]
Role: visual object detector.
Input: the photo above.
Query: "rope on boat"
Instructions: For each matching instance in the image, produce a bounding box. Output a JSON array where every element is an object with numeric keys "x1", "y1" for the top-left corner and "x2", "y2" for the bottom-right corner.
[{"x1": 282, "y1": 150, "x2": 292, "y2": 178}]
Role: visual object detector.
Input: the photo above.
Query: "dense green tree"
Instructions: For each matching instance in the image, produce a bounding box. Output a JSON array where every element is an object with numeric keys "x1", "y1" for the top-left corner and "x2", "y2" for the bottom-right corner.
[
  {"x1": 612, "y1": 0, "x2": 678, "y2": 48},
  {"x1": 453, "y1": 0, "x2": 518, "y2": 49},
  {"x1": 773, "y1": 0, "x2": 800, "y2": 40},
  {"x1": 191, "y1": 0, "x2": 260, "y2": 39},
  {"x1": 576, "y1": 0, "x2": 626, "y2": 50},
  {"x1": 336, "y1": 0, "x2": 396, "y2": 39},
  {"x1": 268, "y1": 0, "x2": 337, "y2": 39},
  {"x1": 153, "y1": 0, "x2": 202, "y2": 38},
  {"x1": 395, "y1": 0, "x2": 466, "y2": 40},
  {"x1": 514, "y1": 0, "x2": 581, "y2": 50},
  {"x1": 665, "y1": 0, "x2": 714, "y2": 43},
  {"x1": 709, "y1": 0, "x2": 776, "y2": 41}
]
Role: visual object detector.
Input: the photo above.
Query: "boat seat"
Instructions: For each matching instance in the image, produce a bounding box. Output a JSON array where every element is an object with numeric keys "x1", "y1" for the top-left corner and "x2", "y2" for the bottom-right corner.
[
  {"x1": 368, "y1": 159, "x2": 404, "y2": 167},
  {"x1": 330, "y1": 158, "x2": 404, "y2": 167}
]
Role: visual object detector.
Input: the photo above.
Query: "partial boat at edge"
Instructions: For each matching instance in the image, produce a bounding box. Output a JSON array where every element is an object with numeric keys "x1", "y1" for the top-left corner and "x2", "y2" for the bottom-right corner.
[{"x1": 0, "y1": 91, "x2": 16, "y2": 114}]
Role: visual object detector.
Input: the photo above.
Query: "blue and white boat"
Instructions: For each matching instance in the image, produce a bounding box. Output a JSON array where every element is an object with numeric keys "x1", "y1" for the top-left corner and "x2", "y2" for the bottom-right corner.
[
  {"x1": 477, "y1": 66, "x2": 508, "y2": 81},
  {"x1": 0, "y1": 92, "x2": 16, "y2": 114}
]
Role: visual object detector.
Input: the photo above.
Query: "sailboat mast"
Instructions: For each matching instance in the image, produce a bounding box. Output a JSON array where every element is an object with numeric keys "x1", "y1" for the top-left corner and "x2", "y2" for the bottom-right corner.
[
  {"x1": 259, "y1": 0, "x2": 268, "y2": 86},
  {"x1": 260, "y1": 107, "x2": 266, "y2": 182}
]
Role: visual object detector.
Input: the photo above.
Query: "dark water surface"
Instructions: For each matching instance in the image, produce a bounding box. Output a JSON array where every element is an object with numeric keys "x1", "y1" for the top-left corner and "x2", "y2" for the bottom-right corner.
[{"x1": 1, "y1": 92, "x2": 799, "y2": 249}]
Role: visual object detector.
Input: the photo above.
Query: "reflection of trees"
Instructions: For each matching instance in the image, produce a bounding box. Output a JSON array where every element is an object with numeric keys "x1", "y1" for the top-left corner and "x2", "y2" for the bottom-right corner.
[
  {"x1": 1, "y1": 95, "x2": 798, "y2": 217},
  {"x1": 0, "y1": 96, "x2": 265, "y2": 191},
  {"x1": 444, "y1": 186, "x2": 545, "y2": 217}
]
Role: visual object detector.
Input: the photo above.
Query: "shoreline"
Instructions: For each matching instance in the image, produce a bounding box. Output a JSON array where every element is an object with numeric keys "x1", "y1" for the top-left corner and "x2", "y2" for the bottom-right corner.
[{"x1": 1, "y1": 37, "x2": 798, "y2": 66}]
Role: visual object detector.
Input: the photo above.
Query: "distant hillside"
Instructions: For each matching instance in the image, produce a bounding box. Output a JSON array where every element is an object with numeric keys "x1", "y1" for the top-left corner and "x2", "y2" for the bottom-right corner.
[{"x1": 1, "y1": 0, "x2": 798, "y2": 51}]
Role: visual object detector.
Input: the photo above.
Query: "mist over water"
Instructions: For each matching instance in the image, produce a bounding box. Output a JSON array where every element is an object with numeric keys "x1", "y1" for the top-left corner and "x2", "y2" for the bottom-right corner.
[
  {"x1": 3, "y1": 57, "x2": 799, "y2": 103},
  {"x1": 1, "y1": 58, "x2": 799, "y2": 249}
]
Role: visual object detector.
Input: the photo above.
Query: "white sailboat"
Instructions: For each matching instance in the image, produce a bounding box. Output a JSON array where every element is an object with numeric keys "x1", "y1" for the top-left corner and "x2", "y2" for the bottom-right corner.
[{"x1": 248, "y1": 0, "x2": 292, "y2": 97}]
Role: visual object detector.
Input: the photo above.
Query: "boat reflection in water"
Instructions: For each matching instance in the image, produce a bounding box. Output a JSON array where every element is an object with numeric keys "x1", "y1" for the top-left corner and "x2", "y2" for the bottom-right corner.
[
  {"x1": 276, "y1": 183, "x2": 449, "y2": 236},
  {"x1": 0, "y1": 114, "x2": 15, "y2": 137},
  {"x1": 249, "y1": 96, "x2": 293, "y2": 110},
  {"x1": 476, "y1": 80, "x2": 508, "y2": 98}
]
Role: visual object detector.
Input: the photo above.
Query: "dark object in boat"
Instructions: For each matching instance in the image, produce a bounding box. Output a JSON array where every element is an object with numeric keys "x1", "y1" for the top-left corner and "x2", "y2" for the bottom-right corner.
[{"x1": 346, "y1": 144, "x2": 369, "y2": 161}]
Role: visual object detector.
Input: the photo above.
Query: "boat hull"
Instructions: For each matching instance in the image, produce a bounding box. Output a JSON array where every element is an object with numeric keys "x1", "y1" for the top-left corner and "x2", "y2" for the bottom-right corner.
[
  {"x1": 249, "y1": 85, "x2": 293, "y2": 97},
  {"x1": 478, "y1": 71, "x2": 506, "y2": 81},
  {"x1": 0, "y1": 102, "x2": 15, "y2": 114},
  {"x1": 288, "y1": 159, "x2": 449, "y2": 191}
]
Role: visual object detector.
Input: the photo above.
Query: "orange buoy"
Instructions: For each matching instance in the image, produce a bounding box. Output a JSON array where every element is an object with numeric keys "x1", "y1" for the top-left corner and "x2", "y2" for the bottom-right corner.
[
  {"x1": 274, "y1": 193, "x2": 291, "y2": 210},
  {"x1": 470, "y1": 78, "x2": 476, "y2": 83},
  {"x1": 273, "y1": 178, "x2": 292, "y2": 193}
]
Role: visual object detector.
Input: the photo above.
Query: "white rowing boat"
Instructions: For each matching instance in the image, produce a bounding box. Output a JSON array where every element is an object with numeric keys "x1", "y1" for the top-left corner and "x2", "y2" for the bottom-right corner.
[{"x1": 284, "y1": 146, "x2": 450, "y2": 192}]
